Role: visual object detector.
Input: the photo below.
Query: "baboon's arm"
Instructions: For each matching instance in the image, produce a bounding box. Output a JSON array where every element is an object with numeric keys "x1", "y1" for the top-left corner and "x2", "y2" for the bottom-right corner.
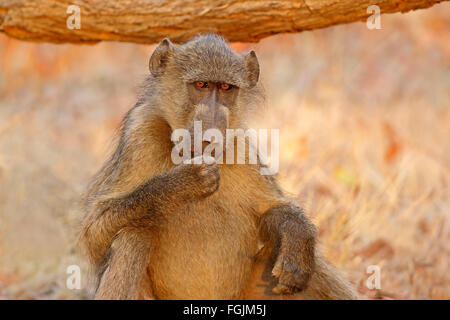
[
  {"x1": 248, "y1": 171, "x2": 356, "y2": 298},
  {"x1": 81, "y1": 161, "x2": 219, "y2": 267},
  {"x1": 81, "y1": 169, "x2": 183, "y2": 266},
  {"x1": 259, "y1": 204, "x2": 317, "y2": 294}
]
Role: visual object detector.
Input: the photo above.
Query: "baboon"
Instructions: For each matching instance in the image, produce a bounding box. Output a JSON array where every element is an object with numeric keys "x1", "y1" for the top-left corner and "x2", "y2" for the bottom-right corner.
[{"x1": 80, "y1": 34, "x2": 359, "y2": 300}]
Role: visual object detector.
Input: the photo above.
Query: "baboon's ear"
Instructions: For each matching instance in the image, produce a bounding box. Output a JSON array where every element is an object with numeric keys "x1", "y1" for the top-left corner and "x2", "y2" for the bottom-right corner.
[
  {"x1": 149, "y1": 38, "x2": 174, "y2": 76},
  {"x1": 244, "y1": 50, "x2": 260, "y2": 88}
]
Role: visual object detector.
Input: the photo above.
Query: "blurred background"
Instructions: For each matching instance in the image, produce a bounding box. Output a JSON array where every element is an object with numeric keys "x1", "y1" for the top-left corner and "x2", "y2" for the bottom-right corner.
[{"x1": 0, "y1": 4, "x2": 448, "y2": 299}]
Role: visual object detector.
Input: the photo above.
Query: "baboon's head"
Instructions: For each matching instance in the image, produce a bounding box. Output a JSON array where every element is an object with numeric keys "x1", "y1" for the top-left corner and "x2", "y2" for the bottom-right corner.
[{"x1": 147, "y1": 34, "x2": 261, "y2": 142}]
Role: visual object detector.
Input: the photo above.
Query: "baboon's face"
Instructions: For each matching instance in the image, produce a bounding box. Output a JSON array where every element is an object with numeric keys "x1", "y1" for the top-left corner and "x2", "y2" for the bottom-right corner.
[
  {"x1": 149, "y1": 35, "x2": 260, "y2": 141},
  {"x1": 185, "y1": 80, "x2": 237, "y2": 138}
]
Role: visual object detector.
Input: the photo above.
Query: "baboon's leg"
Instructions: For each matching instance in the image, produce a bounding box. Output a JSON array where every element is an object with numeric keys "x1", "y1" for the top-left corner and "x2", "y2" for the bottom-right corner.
[
  {"x1": 95, "y1": 227, "x2": 154, "y2": 300},
  {"x1": 241, "y1": 244, "x2": 285, "y2": 300},
  {"x1": 242, "y1": 248, "x2": 359, "y2": 300}
]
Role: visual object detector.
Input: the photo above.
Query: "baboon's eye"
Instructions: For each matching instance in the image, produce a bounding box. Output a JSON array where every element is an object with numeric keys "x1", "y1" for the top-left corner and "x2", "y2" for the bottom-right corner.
[
  {"x1": 220, "y1": 83, "x2": 232, "y2": 91},
  {"x1": 195, "y1": 81, "x2": 208, "y2": 88}
]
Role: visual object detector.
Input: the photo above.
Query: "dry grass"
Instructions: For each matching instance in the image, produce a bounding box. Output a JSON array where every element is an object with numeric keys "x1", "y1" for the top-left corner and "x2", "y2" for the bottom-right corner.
[{"x1": 0, "y1": 4, "x2": 448, "y2": 299}]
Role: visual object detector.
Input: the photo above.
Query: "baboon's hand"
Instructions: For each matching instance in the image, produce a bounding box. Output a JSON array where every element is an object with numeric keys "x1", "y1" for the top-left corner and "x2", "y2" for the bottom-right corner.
[
  {"x1": 271, "y1": 232, "x2": 315, "y2": 295},
  {"x1": 176, "y1": 156, "x2": 220, "y2": 199}
]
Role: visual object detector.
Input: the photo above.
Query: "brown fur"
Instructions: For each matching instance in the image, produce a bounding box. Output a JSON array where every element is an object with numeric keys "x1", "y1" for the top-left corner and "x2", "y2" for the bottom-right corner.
[{"x1": 79, "y1": 34, "x2": 359, "y2": 300}]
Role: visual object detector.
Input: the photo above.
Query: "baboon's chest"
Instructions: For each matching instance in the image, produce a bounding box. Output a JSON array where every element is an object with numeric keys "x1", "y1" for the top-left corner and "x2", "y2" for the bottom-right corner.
[{"x1": 150, "y1": 192, "x2": 260, "y2": 299}]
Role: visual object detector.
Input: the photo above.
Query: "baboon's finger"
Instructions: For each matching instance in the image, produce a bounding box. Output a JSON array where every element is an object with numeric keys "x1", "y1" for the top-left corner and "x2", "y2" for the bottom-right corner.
[
  {"x1": 272, "y1": 256, "x2": 283, "y2": 278},
  {"x1": 272, "y1": 283, "x2": 292, "y2": 294}
]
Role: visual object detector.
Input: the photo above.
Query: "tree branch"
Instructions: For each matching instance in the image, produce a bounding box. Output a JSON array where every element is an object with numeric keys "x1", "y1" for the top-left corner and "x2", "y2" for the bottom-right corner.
[{"x1": 0, "y1": 0, "x2": 447, "y2": 44}]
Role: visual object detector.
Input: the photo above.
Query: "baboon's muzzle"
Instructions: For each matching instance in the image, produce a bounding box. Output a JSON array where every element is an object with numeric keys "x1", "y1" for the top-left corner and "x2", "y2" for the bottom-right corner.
[{"x1": 189, "y1": 103, "x2": 229, "y2": 153}]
